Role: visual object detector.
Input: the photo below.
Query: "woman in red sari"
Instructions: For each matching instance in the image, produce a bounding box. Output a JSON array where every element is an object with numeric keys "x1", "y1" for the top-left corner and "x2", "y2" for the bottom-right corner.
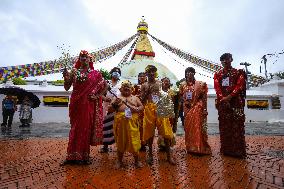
[
  {"x1": 180, "y1": 67, "x2": 211, "y2": 155},
  {"x1": 61, "y1": 50, "x2": 107, "y2": 165}
]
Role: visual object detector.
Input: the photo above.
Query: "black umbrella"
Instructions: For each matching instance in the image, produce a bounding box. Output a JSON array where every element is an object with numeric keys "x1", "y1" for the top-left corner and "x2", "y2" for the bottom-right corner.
[{"x1": 0, "y1": 86, "x2": 41, "y2": 108}]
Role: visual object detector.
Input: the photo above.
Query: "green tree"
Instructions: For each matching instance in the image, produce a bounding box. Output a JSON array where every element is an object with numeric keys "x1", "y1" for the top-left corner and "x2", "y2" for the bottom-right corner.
[
  {"x1": 100, "y1": 68, "x2": 111, "y2": 80},
  {"x1": 12, "y1": 77, "x2": 27, "y2": 85},
  {"x1": 275, "y1": 71, "x2": 284, "y2": 79}
]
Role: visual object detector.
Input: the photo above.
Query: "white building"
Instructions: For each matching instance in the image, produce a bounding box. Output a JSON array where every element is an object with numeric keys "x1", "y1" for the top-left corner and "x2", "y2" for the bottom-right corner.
[
  {"x1": 1, "y1": 79, "x2": 283, "y2": 124},
  {"x1": 0, "y1": 81, "x2": 71, "y2": 123}
]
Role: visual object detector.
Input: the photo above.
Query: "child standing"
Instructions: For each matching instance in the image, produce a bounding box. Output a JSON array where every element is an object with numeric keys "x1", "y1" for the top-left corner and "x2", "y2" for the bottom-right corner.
[{"x1": 111, "y1": 80, "x2": 144, "y2": 168}]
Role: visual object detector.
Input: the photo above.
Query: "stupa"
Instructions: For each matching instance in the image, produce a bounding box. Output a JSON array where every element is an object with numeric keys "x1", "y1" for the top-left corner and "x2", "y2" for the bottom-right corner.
[{"x1": 120, "y1": 18, "x2": 178, "y2": 84}]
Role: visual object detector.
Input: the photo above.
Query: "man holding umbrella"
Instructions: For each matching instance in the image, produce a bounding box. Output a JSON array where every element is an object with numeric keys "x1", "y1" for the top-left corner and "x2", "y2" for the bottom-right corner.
[{"x1": 1, "y1": 95, "x2": 17, "y2": 128}]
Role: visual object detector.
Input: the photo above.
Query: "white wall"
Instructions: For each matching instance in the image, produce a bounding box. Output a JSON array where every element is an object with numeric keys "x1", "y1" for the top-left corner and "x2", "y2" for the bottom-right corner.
[
  {"x1": 0, "y1": 91, "x2": 70, "y2": 123},
  {"x1": 1, "y1": 85, "x2": 283, "y2": 123},
  {"x1": 31, "y1": 91, "x2": 70, "y2": 123},
  {"x1": 207, "y1": 97, "x2": 218, "y2": 123},
  {"x1": 256, "y1": 80, "x2": 284, "y2": 110}
]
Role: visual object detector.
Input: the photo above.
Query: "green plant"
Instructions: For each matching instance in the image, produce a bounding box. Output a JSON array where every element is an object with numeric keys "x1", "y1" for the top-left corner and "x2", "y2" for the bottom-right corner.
[
  {"x1": 275, "y1": 71, "x2": 284, "y2": 79},
  {"x1": 12, "y1": 77, "x2": 27, "y2": 85},
  {"x1": 175, "y1": 78, "x2": 185, "y2": 88},
  {"x1": 52, "y1": 80, "x2": 64, "y2": 86},
  {"x1": 100, "y1": 68, "x2": 111, "y2": 80}
]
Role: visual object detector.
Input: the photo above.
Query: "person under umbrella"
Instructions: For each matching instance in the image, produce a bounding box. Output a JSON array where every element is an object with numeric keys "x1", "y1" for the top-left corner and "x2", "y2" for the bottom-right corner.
[
  {"x1": 1, "y1": 85, "x2": 40, "y2": 128},
  {"x1": 1, "y1": 95, "x2": 17, "y2": 128},
  {"x1": 0, "y1": 86, "x2": 40, "y2": 108},
  {"x1": 19, "y1": 95, "x2": 33, "y2": 127}
]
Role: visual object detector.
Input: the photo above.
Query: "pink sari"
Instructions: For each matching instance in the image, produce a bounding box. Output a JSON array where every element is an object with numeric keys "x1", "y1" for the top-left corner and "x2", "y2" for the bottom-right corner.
[
  {"x1": 182, "y1": 81, "x2": 211, "y2": 155},
  {"x1": 67, "y1": 70, "x2": 105, "y2": 161}
]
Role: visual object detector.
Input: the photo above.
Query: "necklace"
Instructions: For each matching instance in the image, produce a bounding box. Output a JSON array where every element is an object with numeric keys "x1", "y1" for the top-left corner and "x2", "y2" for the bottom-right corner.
[
  {"x1": 75, "y1": 68, "x2": 91, "y2": 82},
  {"x1": 185, "y1": 82, "x2": 195, "y2": 93},
  {"x1": 223, "y1": 68, "x2": 233, "y2": 77}
]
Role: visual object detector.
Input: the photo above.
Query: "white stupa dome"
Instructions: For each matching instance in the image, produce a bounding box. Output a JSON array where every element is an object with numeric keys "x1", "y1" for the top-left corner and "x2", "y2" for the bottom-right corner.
[{"x1": 120, "y1": 59, "x2": 178, "y2": 84}]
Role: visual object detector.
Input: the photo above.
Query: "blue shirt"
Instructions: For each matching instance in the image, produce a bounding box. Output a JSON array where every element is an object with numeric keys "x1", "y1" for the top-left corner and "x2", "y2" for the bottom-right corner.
[{"x1": 3, "y1": 99, "x2": 14, "y2": 110}]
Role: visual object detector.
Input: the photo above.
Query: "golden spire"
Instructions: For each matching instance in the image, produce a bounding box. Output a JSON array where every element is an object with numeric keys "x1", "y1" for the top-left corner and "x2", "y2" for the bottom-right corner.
[
  {"x1": 137, "y1": 16, "x2": 148, "y2": 34},
  {"x1": 132, "y1": 17, "x2": 155, "y2": 60}
]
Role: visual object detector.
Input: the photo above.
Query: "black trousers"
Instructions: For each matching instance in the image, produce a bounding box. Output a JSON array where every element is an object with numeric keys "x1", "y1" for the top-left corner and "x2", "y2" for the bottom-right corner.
[
  {"x1": 2, "y1": 109, "x2": 15, "y2": 126},
  {"x1": 179, "y1": 106, "x2": 184, "y2": 127}
]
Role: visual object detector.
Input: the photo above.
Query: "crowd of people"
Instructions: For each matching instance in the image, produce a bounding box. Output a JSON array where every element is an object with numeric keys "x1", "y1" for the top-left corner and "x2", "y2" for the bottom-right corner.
[{"x1": 60, "y1": 50, "x2": 247, "y2": 167}]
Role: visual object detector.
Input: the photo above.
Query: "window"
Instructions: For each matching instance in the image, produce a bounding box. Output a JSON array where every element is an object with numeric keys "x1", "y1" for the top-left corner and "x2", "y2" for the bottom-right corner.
[
  {"x1": 43, "y1": 96, "x2": 69, "y2": 107},
  {"x1": 247, "y1": 100, "x2": 269, "y2": 110}
]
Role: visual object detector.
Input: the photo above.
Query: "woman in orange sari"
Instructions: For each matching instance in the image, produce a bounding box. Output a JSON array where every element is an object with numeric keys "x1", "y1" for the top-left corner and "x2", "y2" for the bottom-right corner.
[{"x1": 180, "y1": 67, "x2": 211, "y2": 155}]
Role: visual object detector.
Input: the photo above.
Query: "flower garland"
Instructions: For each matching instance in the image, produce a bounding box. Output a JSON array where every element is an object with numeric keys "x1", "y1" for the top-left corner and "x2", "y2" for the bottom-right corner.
[{"x1": 75, "y1": 68, "x2": 91, "y2": 82}]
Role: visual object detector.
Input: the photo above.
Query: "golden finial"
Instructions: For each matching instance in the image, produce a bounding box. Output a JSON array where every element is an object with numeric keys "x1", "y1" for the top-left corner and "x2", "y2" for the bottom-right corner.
[{"x1": 137, "y1": 16, "x2": 148, "y2": 33}]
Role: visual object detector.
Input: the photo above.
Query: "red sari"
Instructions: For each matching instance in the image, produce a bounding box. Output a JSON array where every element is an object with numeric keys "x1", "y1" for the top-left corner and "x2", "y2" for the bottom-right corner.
[
  {"x1": 181, "y1": 81, "x2": 211, "y2": 155},
  {"x1": 67, "y1": 70, "x2": 105, "y2": 161},
  {"x1": 214, "y1": 68, "x2": 246, "y2": 158}
]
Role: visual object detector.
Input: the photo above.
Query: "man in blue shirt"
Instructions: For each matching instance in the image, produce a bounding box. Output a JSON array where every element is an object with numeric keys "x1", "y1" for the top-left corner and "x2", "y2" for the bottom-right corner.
[{"x1": 1, "y1": 95, "x2": 17, "y2": 127}]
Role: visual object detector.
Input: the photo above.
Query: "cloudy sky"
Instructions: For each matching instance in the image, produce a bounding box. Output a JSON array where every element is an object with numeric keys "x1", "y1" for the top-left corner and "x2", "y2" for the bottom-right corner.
[{"x1": 0, "y1": 0, "x2": 283, "y2": 83}]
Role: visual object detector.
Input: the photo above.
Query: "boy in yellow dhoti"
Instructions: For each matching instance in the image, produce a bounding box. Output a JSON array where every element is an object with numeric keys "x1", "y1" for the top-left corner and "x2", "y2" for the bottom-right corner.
[
  {"x1": 141, "y1": 65, "x2": 176, "y2": 165},
  {"x1": 110, "y1": 80, "x2": 144, "y2": 168}
]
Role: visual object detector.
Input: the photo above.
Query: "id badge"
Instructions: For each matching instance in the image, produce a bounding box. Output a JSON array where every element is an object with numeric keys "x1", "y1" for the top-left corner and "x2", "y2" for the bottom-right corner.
[
  {"x1": 125, "y1": 108, "x2": 132, "y2": 119},
  {"x1": 222, "y1": 77, "x2": 230, "y2": 87},
  {"x1": 152, "y1": 95, "x2": 159, "y2": 104},
  {"x1": 186, "y1": 91, "x2": 192, "y2": 100}
]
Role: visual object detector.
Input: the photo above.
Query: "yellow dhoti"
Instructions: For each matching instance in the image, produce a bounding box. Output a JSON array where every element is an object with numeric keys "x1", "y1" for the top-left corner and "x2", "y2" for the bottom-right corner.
[
  {"x1": 143, "y1": 102, "x2": 173, "y2": 142},
  {"x1": 113, "y1": 112, "x2": 141, "y2": 153}
]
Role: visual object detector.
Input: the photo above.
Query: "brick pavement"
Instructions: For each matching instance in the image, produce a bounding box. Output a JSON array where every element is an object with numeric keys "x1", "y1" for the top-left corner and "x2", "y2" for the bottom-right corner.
[
  {"x1": 0, "y1": 136, "x2": 284, "y2": 189},
  {"x1": 1, "y1": 122, "x2": 284, "y2": 140}
]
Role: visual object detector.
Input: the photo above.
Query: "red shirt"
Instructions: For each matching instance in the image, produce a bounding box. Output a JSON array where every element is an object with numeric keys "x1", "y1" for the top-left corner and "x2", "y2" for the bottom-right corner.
[{"x1": 214, "y1": 68, "x2": 246, "y2": 107}]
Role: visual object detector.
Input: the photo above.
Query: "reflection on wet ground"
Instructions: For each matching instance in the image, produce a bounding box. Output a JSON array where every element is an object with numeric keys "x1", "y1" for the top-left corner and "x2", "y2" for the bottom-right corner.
[
  {"x1": 0, "y1": 121, "x2": 284, "y2": 188},
  {"x1": 1, "y1": 121, "x2": 284, "y2": 139},
  {"x1": 0, "y1": 122, "x2": 70, "y2": 139},
  {"x1": 0, "y1": 136, "x2": 283, "y2": 188}
]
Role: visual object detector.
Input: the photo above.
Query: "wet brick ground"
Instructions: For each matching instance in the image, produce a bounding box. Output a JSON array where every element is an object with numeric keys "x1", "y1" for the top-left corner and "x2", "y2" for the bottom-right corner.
[
  {"x1": 1, "y1": 121, "x2": 283, "y2": 139},
  {"x1": 0, "y1": 122, "x2": 283, "y2": 188}
]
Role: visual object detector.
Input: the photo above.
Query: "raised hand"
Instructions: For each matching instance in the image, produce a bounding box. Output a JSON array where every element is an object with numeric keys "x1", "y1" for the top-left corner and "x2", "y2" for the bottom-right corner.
[{"x1": 63, "y1": 68, "x2": 70, "y2": 80}]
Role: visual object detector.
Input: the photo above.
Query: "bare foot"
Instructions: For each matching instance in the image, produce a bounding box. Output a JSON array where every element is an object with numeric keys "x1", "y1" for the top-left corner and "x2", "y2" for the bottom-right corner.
[
  {"x1": 83, "y1": 160, "x2": 92, "y2": 165},
  {"x1": 60, "y1": 160, "x2": 76, "y2": 166},
  {"x1": 167, "y1": 157, "x2": 176, "y2": 165},
  {"x1": 99, "y1": 147, "x2": 109, "y2": 153},
  {"x1": 135, "y1": 161, "x2": 143, "y2": 168},
  {"x1": 146, "y1": 156, "x2": 154, "y2": 165},
  {"x1": 116, "y1": 161, "x2": 124, "y2": 169}
]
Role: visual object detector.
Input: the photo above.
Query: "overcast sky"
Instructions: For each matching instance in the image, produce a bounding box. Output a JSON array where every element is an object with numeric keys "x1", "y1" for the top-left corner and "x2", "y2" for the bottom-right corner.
[{"x1": 0, "y1": 0, "x2": 283, "y2": 83}]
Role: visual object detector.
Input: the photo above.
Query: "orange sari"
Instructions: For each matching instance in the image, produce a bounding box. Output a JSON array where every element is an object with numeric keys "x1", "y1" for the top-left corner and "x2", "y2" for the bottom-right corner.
[{"x1": 181, "y1": 81, "x2": 211, "y2": 155}]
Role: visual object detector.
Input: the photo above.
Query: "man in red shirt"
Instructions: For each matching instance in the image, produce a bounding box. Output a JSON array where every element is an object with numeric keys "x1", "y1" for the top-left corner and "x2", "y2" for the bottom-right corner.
[{"x1": 214, "y1": 53, "x2": 247, "y2": 158}]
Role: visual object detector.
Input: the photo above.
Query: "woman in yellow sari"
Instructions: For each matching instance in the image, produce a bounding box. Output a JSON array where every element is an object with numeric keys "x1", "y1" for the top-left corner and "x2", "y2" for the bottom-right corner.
[{"x1": 179, "y1": 67, "x2": 211, "y2": 155}]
